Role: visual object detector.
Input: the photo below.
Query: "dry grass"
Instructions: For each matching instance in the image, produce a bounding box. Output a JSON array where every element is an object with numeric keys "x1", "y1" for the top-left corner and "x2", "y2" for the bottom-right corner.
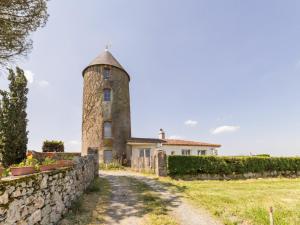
[
  {"x1": 128, "y1": 177, "x2": 178, "y2": 225},
  {"x1": 157, "y1": 177, "x2": 300, "y2": 225},
  {"x1": 58, "y1": 177, "x2": 111, "y2": 225}
]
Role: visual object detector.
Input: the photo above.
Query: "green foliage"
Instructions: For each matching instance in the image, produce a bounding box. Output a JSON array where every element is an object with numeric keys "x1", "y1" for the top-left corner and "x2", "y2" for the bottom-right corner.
[
  {"x1": 42, "y1": 140, "x2": 64, "y2": 152},
  {"x1": 13, "y1": 157, "x2": 38, "y2": 168},
  {"x1": 168, "y1": 156, "x2": 300, "y2": 175},
  {"x1": 60, "y1": 154, "x2": 75, "y2": 160},
  {"x1": 42, "y1": 157, "x2": 56, "y2": 165},
  {"x1": 70, "y1": 196, "x2": 84, "y2": 213},
  {"x1": 86, "y1": 177, "x2": 101, "y2": 193},
  {"x1": 99, "y1": 161, "x2": 124, "y2": 170},
  {"x1": 0, "y1": 0, "x2": 49, "y2": 65},
  {"x1": 0, "y1": 67, "x2": 28, "y2": 167},
  {"x1": 2, "y1": 168, "x2": 10, "y2": 177},
  {"x1": 254, "y1": 154, "x2": 271, "y2": 157}
]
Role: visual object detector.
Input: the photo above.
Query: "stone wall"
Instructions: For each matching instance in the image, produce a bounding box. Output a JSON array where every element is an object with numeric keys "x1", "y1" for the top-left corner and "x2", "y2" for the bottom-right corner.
[
  {"x1": 0, "y1": 153, "x2": 98, "y2": 225},
  {"x1": 82, "y1": 65, "x2": 131, "y2": 162}
]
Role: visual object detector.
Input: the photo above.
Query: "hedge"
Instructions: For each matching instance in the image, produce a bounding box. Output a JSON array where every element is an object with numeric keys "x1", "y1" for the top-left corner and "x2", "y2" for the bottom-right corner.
[
  {"x1": 168, "y1": 156, "x2": 300, "y2": 175},
  {"x1": 42, "y1": 140, "x2": 64, "y2": 152}
]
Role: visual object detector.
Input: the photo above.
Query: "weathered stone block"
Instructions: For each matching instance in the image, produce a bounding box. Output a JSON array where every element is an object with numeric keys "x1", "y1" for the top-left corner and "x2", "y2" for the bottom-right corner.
[{"x1": 0, "y1": 192, "x2": 8, "y2": 205}]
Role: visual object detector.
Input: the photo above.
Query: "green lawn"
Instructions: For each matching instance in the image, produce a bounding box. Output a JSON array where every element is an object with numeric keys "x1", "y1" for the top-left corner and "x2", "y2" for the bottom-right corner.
[{"x1": 158, "y1": 177, "x2": 300, "y2": 225}]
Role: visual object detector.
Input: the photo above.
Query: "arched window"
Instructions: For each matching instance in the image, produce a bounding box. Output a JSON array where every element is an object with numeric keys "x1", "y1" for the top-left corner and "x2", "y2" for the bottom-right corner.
[
  {"x1": 104, "y1": 121, "x2": 112, "y2": 138},
  {"x1": 103, "y1": 89, "x2": 111, "y2": 101}
]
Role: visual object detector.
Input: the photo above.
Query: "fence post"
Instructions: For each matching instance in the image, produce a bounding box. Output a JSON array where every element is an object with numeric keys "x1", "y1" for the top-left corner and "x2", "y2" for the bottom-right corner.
[{"x1": 269, "y1": 207, "x2": 274, "y2": 225}]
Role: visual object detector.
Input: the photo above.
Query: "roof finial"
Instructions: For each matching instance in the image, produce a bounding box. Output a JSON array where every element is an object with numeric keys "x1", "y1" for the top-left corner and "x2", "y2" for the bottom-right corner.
[{"x1": 105, "y1": 41, "x2": 112, "y2": 52}]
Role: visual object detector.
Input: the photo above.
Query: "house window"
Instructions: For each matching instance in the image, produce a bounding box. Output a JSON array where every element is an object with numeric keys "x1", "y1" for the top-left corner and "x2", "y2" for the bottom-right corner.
[
  {"x1": 103, "y1": 89, "x2": 111, "y2": 101},
  {"x1": 198, "y1": 150, "x2": 206, "y2": 156},
  {"x1": 139, "y1": 149, "x2": 144, "y2": 157},
  {"x1": 104, "y1": 150, "x2": 112, "y2": 163},
  {"x1": 139, "y1": 148, "x2": 151, "y2": 157},
  {"x1": 103, "y1": 122, "x2": 112, "y2": 138},
  {"x1": 171, "y1": 151, "x2": 175, "y2": 155},
  {"x1": 181, "y1": 149, "x2": 191, "y2": 156},
  {"x1": 103, "y1": 68, "x2": 110, "y2": 80}
]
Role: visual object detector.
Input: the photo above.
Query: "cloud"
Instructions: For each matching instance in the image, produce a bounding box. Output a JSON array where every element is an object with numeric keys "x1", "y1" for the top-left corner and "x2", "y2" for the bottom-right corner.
[
  {"x1": 38, "y1": 80, "x2": 50, "y2": 87},
  {"x1": 67, "y1": 140, "x2": 81, "y2": 145},
  {"x1": 168, "y1": 135, "x2": 183, "y2": 140},
  {"x1": 211, "y1": 125, "x2": 240, "y2": 135},
  {"x1": 184, "y1": 120, "x2": 198, "y2": 127},
  {"x1": 24, "y1": 70, "x2": 34, "y2": 83},
  {"x1": 24, "y1": 70, "x2": 50, "y2": 87},
  {"x1": 65, "y1": 140, "x2": 81, "y2": 152}
]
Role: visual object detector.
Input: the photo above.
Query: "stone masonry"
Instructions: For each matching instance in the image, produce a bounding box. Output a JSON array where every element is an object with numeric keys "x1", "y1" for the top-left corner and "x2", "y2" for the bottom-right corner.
[
  {"x1": 0, "y1": 153, "x2": 98, "y2": 225},
  {"x1": 81, "y1": 52, "x2": 131, "y2": 162}
]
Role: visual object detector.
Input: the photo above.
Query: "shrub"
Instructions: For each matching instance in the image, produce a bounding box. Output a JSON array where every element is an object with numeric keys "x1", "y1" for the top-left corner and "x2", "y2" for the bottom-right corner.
[
  {"x1": 42, "y1": 157, "x2": 56, "y2": 165},
  {"x1": 99, "y1": 161, "x2": 124, "y2": 170},
  {"x1": 42, "y1": 140, "x2": 64, "y2": 152},
  {"x1": 168, "y1": 156, "x2": 300, "y2": 175},
  {"x1": 254, "y1": 154, "x2": 271, "y2": 157}
]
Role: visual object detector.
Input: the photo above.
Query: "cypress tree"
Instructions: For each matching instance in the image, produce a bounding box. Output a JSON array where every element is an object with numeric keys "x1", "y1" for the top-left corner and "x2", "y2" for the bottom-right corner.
[{"x1": 0, "y1": 67, "x2": 28, "y2": 166}]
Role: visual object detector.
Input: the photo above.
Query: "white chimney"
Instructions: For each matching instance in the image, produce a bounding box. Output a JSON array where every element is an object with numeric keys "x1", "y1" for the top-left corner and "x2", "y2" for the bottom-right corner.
[{"x1": 159, "y1": 128, "x2": 165, "y2": 139}]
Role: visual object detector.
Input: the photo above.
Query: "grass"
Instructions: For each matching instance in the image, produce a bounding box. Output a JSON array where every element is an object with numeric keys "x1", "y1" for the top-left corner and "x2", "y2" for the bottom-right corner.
[
  {"x1": 99, "y1": 162, "x2": 124, "y2": 170},
  {"x1": 58, "y1": 177, "x2": 111, "y2": 225},
  {"x1": 128, "y1": 177, "x2": 178, "y2": 225},
  {"x1": 156, "y1": 177, "x2": 300, "y2": 225}
]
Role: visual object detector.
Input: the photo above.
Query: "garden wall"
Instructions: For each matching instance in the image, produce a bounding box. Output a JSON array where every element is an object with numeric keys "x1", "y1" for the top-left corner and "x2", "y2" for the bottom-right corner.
[
  {"x1": 168, "y1": 155, "x2": 300, "y2": 179},
  {"x1": 0, "y1": 152, "x2": 98, "y2": 225}
]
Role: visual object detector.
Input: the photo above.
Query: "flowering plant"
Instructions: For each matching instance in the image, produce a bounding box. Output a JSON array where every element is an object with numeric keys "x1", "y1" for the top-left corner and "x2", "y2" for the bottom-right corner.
[{"x1": 12, "y1": 155, "x2": 38, "y2": 167}]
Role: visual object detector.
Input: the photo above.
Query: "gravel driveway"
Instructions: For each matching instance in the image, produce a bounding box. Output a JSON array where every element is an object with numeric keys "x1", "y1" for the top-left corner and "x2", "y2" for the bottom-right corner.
[{"x1": 100, "y1": 170, "x2": 222, "y2": 225}]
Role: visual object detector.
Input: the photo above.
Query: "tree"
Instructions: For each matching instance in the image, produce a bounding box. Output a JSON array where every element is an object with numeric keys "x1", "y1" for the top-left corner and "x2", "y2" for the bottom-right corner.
[
  {"x1": 0, "y1": 67, "x2": 29, "y2": 166},
  {"x1": 0, "y1": 0, "x2": 49, "y2": 65}
]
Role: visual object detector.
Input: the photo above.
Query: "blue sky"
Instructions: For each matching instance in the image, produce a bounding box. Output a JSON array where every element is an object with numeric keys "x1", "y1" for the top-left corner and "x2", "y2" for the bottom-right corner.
[{"x1": 1, "y1": 0, "x2": 300, "y2": 155}]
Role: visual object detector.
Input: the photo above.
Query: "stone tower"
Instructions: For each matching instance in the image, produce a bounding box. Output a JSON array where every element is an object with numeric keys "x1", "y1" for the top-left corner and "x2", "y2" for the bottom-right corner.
[{"x1": 81, "y1": 49, "x2": 131, "y2": 163}]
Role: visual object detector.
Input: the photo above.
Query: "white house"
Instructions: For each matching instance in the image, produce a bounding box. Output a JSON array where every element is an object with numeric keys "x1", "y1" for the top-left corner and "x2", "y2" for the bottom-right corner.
[{"x1": 128, "y1": 129, "x2": 221, "y2": 168}]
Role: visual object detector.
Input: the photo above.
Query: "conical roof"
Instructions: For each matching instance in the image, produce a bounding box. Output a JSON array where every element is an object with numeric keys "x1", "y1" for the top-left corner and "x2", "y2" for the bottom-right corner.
[{"x1": 82, "y1": 50, "x2": 129, "y2": 79}]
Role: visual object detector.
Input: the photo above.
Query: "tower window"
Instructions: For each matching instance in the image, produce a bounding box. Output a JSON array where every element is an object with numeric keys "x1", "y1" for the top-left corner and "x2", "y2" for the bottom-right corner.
[
  {"x1": 103, "y1": 89, "x2": 111, "y2": 101},
  {"x1": 104, "y1": 122, "x2": 112, "y2": 138},
  {"x1": 103, "y1": 68, "x2": 110, "y2": 80}
]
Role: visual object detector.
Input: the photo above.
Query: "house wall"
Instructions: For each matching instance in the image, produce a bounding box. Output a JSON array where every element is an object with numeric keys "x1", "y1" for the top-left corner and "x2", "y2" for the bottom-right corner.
[
  {"x1": 131, "y1": 144, "x2": 157, "y2": 172},
  {"x1": 130, "y1": 144, "x2": 219, "y2": 175},
  {"x1": 131, "y1": 144, "x2": 158, "y2": 159},
  {"x1": 161, "y1": 145, "x2": 218, "y2": 156}
]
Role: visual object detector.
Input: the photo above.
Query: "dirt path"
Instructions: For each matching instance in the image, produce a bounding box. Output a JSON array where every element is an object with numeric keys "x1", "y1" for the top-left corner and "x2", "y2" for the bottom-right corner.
[
  {"x1": 100, "y1": 173, "x2": 144, "y2": 225},
  {"x1": 100, "y1": 170, "x2": 222, "y2": 225}
]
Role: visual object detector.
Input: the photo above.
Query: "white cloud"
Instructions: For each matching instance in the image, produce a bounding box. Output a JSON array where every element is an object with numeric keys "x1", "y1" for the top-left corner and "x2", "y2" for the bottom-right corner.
[
  {"x1": 24, "y1": 70, "x2": 34, "y2": 83},
  {"x1": 23, "y1": 70, "x2": 50, "y2": 88},
  {"x1": 38, "y1": 80, "x2": 50, "y2": 87},
  {"x1": 67, "y1": 140, "x2": 81, "y2": 145},
  {"x1": 168, "y1": 135, "x2": 183, "y2": 140},
  {"x1": 211, "y1": 125, "x2": 240, "y2": 135},
  {"x1": 184, "y1": 120, "x2": 198, "y2": 127}
]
